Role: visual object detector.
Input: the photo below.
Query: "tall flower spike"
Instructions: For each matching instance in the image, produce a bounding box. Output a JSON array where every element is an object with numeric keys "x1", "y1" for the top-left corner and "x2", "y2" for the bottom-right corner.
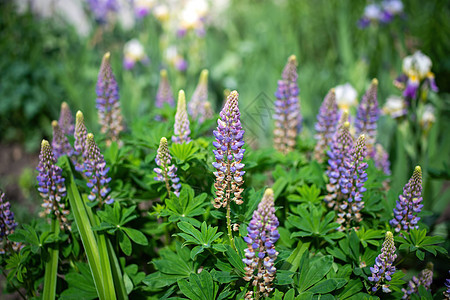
[
  {"x1": 58, "y1": 102, "x2": 74, "y2": 135},
  {"x1": 0, "y1": 191, "x2": 22, "y2": 254},
  {"x1": 154, "y1": 137, "x2": 181, "y2": 197},
  {"x1": 313, "y1": 88, "x2": 339, "y2": 163},
  {"x1": 336, "y1": 134, "x2": 369, "y2": 230},
  {"x1": 156, "y1": 69, "x2": 174, "y2": 108},
  {"x1": 324, "y1": 112, "x2": 354, "y2": 208},
  {"x1": 212, "y1": 90, "x2": 245, "y2": 209},
  {"x1": 373, "y1": 143, "x2": 391, "y2": 176},
  {"x1": 188, "y1": 69, "x2": 213, "y2": 124},
  {"x1": 402, "y1": 263, "x2": 433, "y2": 299},
  {"x1": 52, "y1": 120, "x2": 75, "y2": 161},
  {"x1": 96, "y1": 52, "x2": 124, "y2": 146},
  {"x1": 389, "y1": 166, "x2": 423, "y2": 233},
  {"x1": 242, "y1": 188, "x2": 279, "y2": 300},
  {"x1": 36, "y1": 140, "x2": 70, "y2": 230},
  {"x1": 84, "y1": 134, "x2": 113, "y2": 205},
  {"x1": 355, "y1": 79, "x2": 379, "y2": 149},
  {"x1": 273, "y1": 55, "x2": 301, "y2": 154},
  {"x1": 74, "y1": 111, "x2": 88, "y2": 172},
  {"x1": 368, "y1": 231, "x2": 397, "y2": 293},
  {"x1": 172, "y1": 90, "x2": 191, "y2": 144}
]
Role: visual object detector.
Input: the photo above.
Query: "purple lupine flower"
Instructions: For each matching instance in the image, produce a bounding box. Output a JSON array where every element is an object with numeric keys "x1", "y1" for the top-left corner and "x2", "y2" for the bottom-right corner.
[
  {"x1": 74, "y1": 111, "x2": 88, "y2": 172},
  {"x1": 368, "y1": 231, "x2": 397, "y2": 293},
  {"x1": 336, "y1": 134, "x2": 368, "y2": 230},
  {"x1": 154, "y1": 137, "x2": 181, "y2": 197},
  {"x1": 402, "y1": 263, "x2": 433, "y2": 299},
  {"x1": 372, "y1": 143, "x2": 391, "y2": 176},
  {"x1": 37, "y1": 140, "x2": 70, "y2": 230},
  {"x1": 188, "y1": 69, "x2": 213, "y2": 124},
  {"x1": 212, "y1": 90, "x2": 245, "y2": 209},
  {"x1": 52, "y1": 120, "x2": 75, "y2": 161},
  {"x1": 96, "y1": 52, "x2": 124, "y2": 146},
  {"x1": 172, "y1": 90, "x2": 191, "y2": 144},
  {"x1": 389, "y1": 166, "x2": 423, "y2": 233},
  {"x1": 273, "y1": 55, "x2": 302, "y2": 154},
  {"x1": 156, "y1": 69, "x2": 174, "y2": 108},
  {"x1": 87, "y1": 0, "x2": 118, "y2": 24},
  {"x1": 0, "y1": 191, "x2": 22, "y2": 254},
  {"x1": 313, "y1": 88, "x2": 339, "y2": 163},
  {"x1": 444, "y1": 271, "x2": 450, "y2": 299},
  {"x1": 325, "y1": 113, "x2": 354, "y2": 208},
  {"x1": 84, "y1": 134, "x2": 113, "y2": 205},
  {"x1": 242, "y1": 188, "x2": 279, "y2": 299},
  {"x1": 58, "y1": 102, "x2": 74, "y2": 135},
  {"x1": 355, "y1": 79, "x2": 379, "y2": 149}
]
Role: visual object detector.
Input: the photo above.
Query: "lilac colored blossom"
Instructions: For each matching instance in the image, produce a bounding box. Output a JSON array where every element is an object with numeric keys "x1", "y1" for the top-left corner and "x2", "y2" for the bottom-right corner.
[
  {"x1": 175, "y1": 58, "x2": 188, "y2": 72},
  {"x1": 96, "y1": 52, "x2": 124, "y2": 146},
  {"x1": 355, "y1": 79, "x2": 379, "y2": 149},
  {"x1": 87, "y1": 0, "x2": 118, "y2": 24},
  {"x1": 74, "y1": 111, "x2": 88, "y2": 172},
  {"x1": 84, "y1": 133, "x2": 113, "y2": 205},
  {"x1": 402, "y1": 263, "x2": 433, "y2": 299},
  {"x1": 58, "y1": 102, "x2": 74, "y2": 135},
  {"x1": 390, "y1": 166, "x2": 423, "y2": 233},
  {"x1": 368, "y1": 231, "x2": 397, "y2": 293},
  {"x1": 313, "y1": 88, "x2": 339, "y2": 163},
  {"x1": 212, "y1": 91, "x2": 245, "y2": 209},
  {"x1": 37, "y1": 140, "x2": 70, "y2": 230},
  {"x1": 154, "y1": 137, "x2": 181, "y2": 197},
  {"x1": 134, "y1": 0, "x2": 154, "y2": 18},
  {"x1": 444, "y1": 271, "x2": 450, "y2": 299},
  {"x1": 372, "y1": 143, "x2": 391, "y2": 176},
  {"x1": 273, "y1": 55, "x2": 301, "y2": 154},
  {"x1": 325, "y1": 113, "x2": 353, "y2": 208},
  {"x1": 52, "y1": 120, "x2": 75, "y2": 161},
  {"x1": 156, "y1": 69, "x2": 174, "y2": 108},
  {"x1": 0, "y1": 191, "x2": 22, "y2": 254},
  {"x1": 336, "y1": 134, "x2": 369, "y2": 230},
  {"x1": 242, "y1": 188, "x2": 279, "y2": 299},
  {"x1": 358, "y1": 1, "x2": 403, "y2": 28},
  {"x1": 123, "y1": 39, "x2": 149, "y2": 70},
  {"x1": 188, "y1": 69, "x2": 213, "y2": 124},
  {"x1": 172, "y1": 90, "x2": 191, "y2": 144}
]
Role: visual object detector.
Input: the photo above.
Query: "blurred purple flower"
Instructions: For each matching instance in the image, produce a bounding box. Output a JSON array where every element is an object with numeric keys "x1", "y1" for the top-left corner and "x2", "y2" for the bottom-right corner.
[
  {"x1": 58, "y1": 102, "x2": 74, "y2": 135},
  {"x1": 154, "y1": 137, "x2": 181, "y2": 197},
  {"x1": 172, "y1": 90, "x2": 191, "y2": 144},
  {"x1": 188, "y1": 69, "x2": 213, "y2": 124},
  {"x1": 156, "y1": 69, "x2": 174, "y2": 108},
  {"x1": 402, "y1": 263, "x2": 433, "y2": 299},
  {"x1": 0, "y1": 191, "x2": 22, "y2": 254},
  {"x1": 372, "y1": 143, "x2": 391, "y2": 176},
  {"x1": 74, "y1": 111, "x2": 88, "y2": 172},
  {"x1": 355, "y1": 79, "x2": 379, "y2": 149},
  {"x1": 87, "y1": 0, "x2": 118, "y2": 24},
  {"x1": 52, "y1": 120, "x2": 75, "y2": 161}
]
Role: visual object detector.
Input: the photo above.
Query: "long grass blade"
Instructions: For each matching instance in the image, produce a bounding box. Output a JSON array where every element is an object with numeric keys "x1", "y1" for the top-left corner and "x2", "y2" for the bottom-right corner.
[{"x1": 42, "y1": 217, "x2": 60, "y2": 300}]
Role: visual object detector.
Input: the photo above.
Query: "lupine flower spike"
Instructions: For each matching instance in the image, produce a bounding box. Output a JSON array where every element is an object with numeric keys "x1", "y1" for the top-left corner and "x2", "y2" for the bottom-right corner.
[
  {"x1": 0, "y1": 191, "x2": 22, "y2": 254},
  {"x1": 172, "y1": 90, "x2": 191, "y2": 144},
  {"x1": 188, "y1": 69, "x2": 213, "y2": 124},
  {"x1": 373, "y1": 143, "x2": 391, "y2": 176},
  {"x1": 74, "y1": 111, "x2": 88, "y2": 172},
  {"x1": 313, "y1": 88, "x2": 339, "y2": 162},
  {"x1": 368, "y1": 231, "x2": 397, "y2": 293},
  {"x1": 273, "y1": 55, "x2": 301, "y2": 154},
  {"x1": 242, "y1": 188, "x2": 279, "y2": 300},
  {"x1": 84, "y1": 134, "x2": 113, "y2": 205},
  {"x1": 402, "y1": 263, "x2": 433, "y2": 299},
  {"x1": 443, "y1": 271, "x2": 450, "y2": 299},
  {"x1": 156, "y1": 69, "x2": 174, "y2": 108},
  {"x1": 154, "y1": 137, "x2": 181, "y2": 197},
  {"x1": 37, "y1": 140, "x2": 70, "y2": 230},
  {"x1": 336, "y1": 134, "x2": 369, "y2": 230},
  {"x1": 390, "y1": 166, "x2": 423, "y2": 233},
  {"x1": 58, "y1": 102, "x2": 74, "y2": 135},
  {"x1": 355, "y1": 79, "x2": 379, "y2": 150},
  {"x1": 96, "y1": 52, "x2": 124, "y2": 146},
  {"x1": 52, "y1": 120, "x2": 75, "y2": 161},
  {"x1": 325, "y1": 112, "x2": 353, "y2": 208}
]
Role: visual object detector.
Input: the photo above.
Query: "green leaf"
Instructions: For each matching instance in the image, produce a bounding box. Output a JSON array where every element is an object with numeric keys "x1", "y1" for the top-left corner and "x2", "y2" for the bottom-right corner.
[
  {"x1": 119, "y1": 230, "x2": 132, "y2": 256},
  {"x1": 190, "y1": 246, "x2": 205, "y2": 260},
  {"x1": 43, "y1": 218, "x2": 60, "y2": 300},
  {"x1": 224, "y1": 244, "x2": 245, "y2": 275},
  {"x1": 296, "y1": 255, "x2": 333, "y2": 293},
  {"x1": 307, "y1": 278, "x2": 347, "y2": 294},
  {"x1": 122, "y1": 227, "x2": 148, "y2": 246}
]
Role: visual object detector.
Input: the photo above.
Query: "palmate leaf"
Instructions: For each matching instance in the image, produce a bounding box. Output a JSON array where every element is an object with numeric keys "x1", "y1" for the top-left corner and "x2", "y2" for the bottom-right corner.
[
  {"x1": 162, "y1": 185, "x2": 208, "y2": 221},
  {"x1": 287, "y1": 184, "x2": 323, "y2": 204},
  {"x1": 170, "y1": 142, "x2": 199, "y2": 164},
  {"x1": 396, "y1": 229, "x2": 447, "y2": 260},
  {"x1": 178, "y1": 271, "x2": 218, "y2": 300}
]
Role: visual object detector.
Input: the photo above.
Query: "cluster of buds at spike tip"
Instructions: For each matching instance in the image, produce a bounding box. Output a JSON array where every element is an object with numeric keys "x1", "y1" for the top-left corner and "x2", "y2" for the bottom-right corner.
[
  {"x1": 336, "y1": 134, "x2": 369, "y2": 230},
  {"x1": 313, "y1": 88, "x2": 339, "y2": 163},
  {"x1": 172, "y1": 90, "x2": 191, "y2": 144},
  {"x1": 324, "y1": 112, "x2": 354, "y2": 208},
  {"x1": 402, "y1": 263, "x2": 433, "y2": 299},
  {"x1": 389, "y1": 166, "x2": 423, "y2": 233},
  {"x1": 36, "y1": 140, "x2": 70, "y2": 231},
  {"x1": 58, "y1": 102, "x2": 74, "y2": 135},
  {"x1": 188, "y1": 69, "x2": 213, "y2": 124},
  {"x1": 154, "y1": 137, "x2": 181, "y2": 197},
  {"x1": 74, "y1": 111, "x2": 88, "y2": 172},
  {"x1": 273, "y1": 55, "x2": 302, "y2": 154},
  {"x1": 242, "y1": 189, "x2": 279, "y2": 300},
  {"x1": 52, "y1": 120, "x2": 75, "y2": 161},
  {"x1": 368, "y1": 231, "x2": 397, "y2": 293},
  {"x1": 96, "y1": 52, "x2": 124, "y2": 146},
  {"x1": 212, "y1": 90, "x2": 245, "y2": 209},
  {"x1": 84, "y1": 134, "x2": 113, "y2": 205},
  {"x1": 0, "y1": 191, "x2": 22, "y2": 255},
  {"x1": 156, "y1": 69, "x2": 174, "y2": 108},
  {"x1": 355, "y1": 79, "x2": 379, "y2": 150}
]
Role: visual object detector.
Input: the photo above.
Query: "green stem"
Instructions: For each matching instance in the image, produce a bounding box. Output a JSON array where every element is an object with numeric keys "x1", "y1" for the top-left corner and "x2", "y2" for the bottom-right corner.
[
  {"x1": 42, "y1": 217, "x2": 60, "y2": 300},
  {"x1": 226, "y1": 200, "x2": 236, "y2": 251}
]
